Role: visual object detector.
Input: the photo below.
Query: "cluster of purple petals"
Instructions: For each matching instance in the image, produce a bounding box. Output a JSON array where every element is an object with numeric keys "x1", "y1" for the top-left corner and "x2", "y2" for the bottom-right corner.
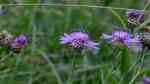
[
  {"x1": 127, "y1": 10, "x2": 144, "y2": 18},
  {"x1": 59, "y1": 30, "x2": 141, "y2": 50},
  {"x1": 60, "y1": 32, "x2": 98, "y2": 50},
  {"x1": 102, "y1": 30, "x2": 140, "y2": 46},
  {"x1": 60, "y1": 10, "x2": 147, "y2": 50},
  {"x1": 126, "y1": 10, "x2": 145, "y2": 23},
  {"x1": 0, "y1": 30, "x2": 28, "y2": 52},
  {"x1": 143, "y1": 77, "x2": 150, "y2": 84},
  {"x1": 11, "y1": 34, "x2": 28, "y2": 49}
]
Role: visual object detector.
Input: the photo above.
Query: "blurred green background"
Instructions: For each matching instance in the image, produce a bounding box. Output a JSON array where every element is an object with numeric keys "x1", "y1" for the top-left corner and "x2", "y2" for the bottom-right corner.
[{"x1": 0, "y1": 0, "x2": 149, "y2": 84}]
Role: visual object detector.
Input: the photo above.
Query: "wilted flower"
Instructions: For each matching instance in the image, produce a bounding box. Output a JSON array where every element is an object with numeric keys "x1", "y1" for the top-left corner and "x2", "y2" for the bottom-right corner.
[
  {"x1": 127, "y1": 10, "x2": 145, "y2": 25},
  {"x1": 140, "y1": 32, "x2": 150, "y2": 49},
  {"x1": 60, "y1": 32, "x2": 98, "y2": 49},
  {"x1": 102, "y1": 30, "x2": 140, "y2": 46},
  {"x1": 0, "y1": 32, "x2": 6, "y2": 43},
  {"x1": 11, "y1": 34, "x2": 28, "y2": 49},
  {"x1": 3, "y1": 33, "x2": 14, "y2": 45},
  {"x1": 0, "y1": 30, "x2": 14, "y2": 45},
  {"x1": 143, "y1": 77, "x2": 150, "y2": 84}
]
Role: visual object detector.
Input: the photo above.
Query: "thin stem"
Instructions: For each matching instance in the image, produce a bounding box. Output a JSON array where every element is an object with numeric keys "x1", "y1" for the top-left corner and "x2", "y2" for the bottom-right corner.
[
  {"x1": 108, "y1": 8, "x2": 127, "y2": 29},
  {"x1": 0, "y1": 3, "x2": 149, "y2": 12},
  {"x1": 100, "y1": 70, "x2": 105, "y2": 84},
  {"x1": 81, "y1": 50, "x2": 88, "y2": 84},
  {"x1": 134, "y1": 1, "x2": 150, "y2": 32},
  {"x1": 15, "y1": 49, "x2": 24, "y2": 68},
  {"x1": 135, "y1": 16, "x2": 150, "y2": 32},
  {"x1": 30, "y1": 6, "x2": 37, "y2": 54},
  {"x1": 0, "y1": 51, "x2": 12, "y2": 62},
  {"x1": 129, "y1": 48, "x2": 145, "y2": 84},
  {"x1": 129, "y1": 67, "x2": 141, "y2": 84},
  {"x1": 139, "y1": 48, "x2": 145, "y2": 68},
  {"x1": 143, "y1": 0, "x2": 150, "y2": 11},
  {"x1": 28, "y1": 72, "x2": 33, "y2": 84},
  {"x1": 42, "y1": 52, "x2": 63, "y2": 84}
]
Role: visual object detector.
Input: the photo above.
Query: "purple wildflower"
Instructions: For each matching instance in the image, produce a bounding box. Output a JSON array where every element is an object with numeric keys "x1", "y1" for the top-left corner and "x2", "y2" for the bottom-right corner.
[
  {"x1": 143, "y1": 77, "x2": 150, "y2": 84},
  {"x1": 126, "y1": 10, "x2": 145, "y2": 25},
  {"x1": 102, "y1": 30, "x2": 140, "y2": 46},
  {"x1": 127, "y1": 10, "x2": 144, "y2": 17},
  {"x1": 60, "y1": 32, "x2": 98, "y2": 49},
  {"x1": 11, "y1": 34, "x2": 28, "y2": 49}
]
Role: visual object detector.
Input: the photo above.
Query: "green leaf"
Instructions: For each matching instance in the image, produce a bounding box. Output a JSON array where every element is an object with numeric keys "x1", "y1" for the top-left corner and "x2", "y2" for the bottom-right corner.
[
  {"x1": 119, "y1": 47, "x2": 133, "y2": 83},
  {"x1": 120, "y1": 47, "x2": 130, "y2": 74}
]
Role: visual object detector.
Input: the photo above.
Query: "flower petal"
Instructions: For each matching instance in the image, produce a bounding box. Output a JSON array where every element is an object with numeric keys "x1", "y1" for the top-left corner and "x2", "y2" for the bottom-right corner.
[
  {"x1": 84, "y1": 41, "x2": 99, "y2": 49},
  {"x1": 101, "y1": 33, "x2": 112, "y2": 39},
  {"x1": 60, "y1": 33, "x2": 72, "y2": 44}
]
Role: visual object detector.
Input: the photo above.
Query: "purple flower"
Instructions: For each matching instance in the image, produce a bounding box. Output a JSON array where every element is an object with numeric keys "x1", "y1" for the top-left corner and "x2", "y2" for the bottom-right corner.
[
  {"x1": 60, "y1": 32, "x2": 98, "y2": 49},
  {"x1": 143, "y1": 77, "x2": 150, "y2": 84},
  {"x1": 11, "y1": 34, "x2": 28, "y2": 49},
  {"x1": 127, "y1": 10, "x2": 144, "y2": 17},
  {"x1": 126, "y1": 10, "x2": 145, "y2": 25},
  {"x1": 102, "y1": 30, "x2": 140, "y2": 46}
]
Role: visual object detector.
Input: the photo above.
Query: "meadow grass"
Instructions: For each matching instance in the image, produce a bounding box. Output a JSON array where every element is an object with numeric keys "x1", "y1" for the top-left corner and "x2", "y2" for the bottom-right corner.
[{"x1": 0, "y1": 0, "x2": 149, "y2": 84}]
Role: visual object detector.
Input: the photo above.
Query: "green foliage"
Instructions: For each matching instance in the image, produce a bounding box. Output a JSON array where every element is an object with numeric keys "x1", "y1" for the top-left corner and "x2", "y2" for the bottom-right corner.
[
  {"x1": 0, "y1": 0, "x2": 149, "y2": 84},
  {"x1": 103, "y1": 0, "x2": 115, "y2": 6}
]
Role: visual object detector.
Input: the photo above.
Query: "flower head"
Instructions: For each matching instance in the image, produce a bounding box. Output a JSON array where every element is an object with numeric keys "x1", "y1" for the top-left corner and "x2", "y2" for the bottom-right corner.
[
  {"x1": 126, "y1": 10, "x2": 145, "y2": 26},
  {"x1": 60, "y1": 32, "x2": 98, "y2": 49},
  {"x1": 0, "y1": 30, "x2": 14, "y2": 45},
  {"x1": 143, "y1": 77, "x2": 150, "y2": 84},
  {"x1": 11, "y1": 34, "x2": 28, "y2": 49},
  {"x1": 3, "y1": 33, "x2": 14, "y2": 45},
  {"x1": 102, "y1": 30, "x2": 140, "y2": 46}
]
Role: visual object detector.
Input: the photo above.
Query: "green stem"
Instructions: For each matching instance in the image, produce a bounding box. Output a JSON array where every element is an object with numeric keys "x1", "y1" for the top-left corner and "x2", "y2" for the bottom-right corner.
[
  {"x1": 129, "y1": 48, "x2": 145, "y2": 84},
  {"x1": 42, "y1": 53, "x2": 63, "y2": 84},
  {"x1": 144, "y1": 0, "x2": 150, "y2": 11},
  {"x1": 108, "y1": 8, "x2": 127, "y2": 29}
]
